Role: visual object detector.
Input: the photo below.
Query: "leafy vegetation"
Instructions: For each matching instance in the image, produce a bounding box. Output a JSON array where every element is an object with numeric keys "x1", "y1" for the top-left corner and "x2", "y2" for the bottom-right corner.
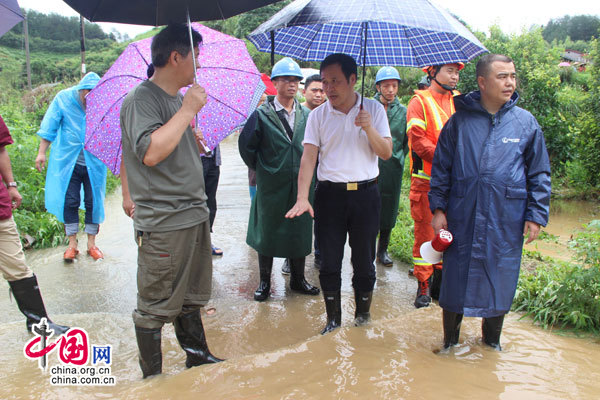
[
  {"x1": 513, "y1": 221, "x2": 600, "y2": 332},
  {"x1": 388, "y1": 160, "x2": 412, "y2": 265},
  {"x1": 542, "y1": 15, "x2": 600, "y2": 44}
]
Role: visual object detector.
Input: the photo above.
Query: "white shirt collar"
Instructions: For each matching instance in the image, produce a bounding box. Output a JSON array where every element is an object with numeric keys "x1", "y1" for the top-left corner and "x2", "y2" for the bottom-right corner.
[
  {"x1": 273, "y1": 96, "x2": 296, "y2": 115},
  {"x1": 326, "y1": 92, "x2": 361, "y2": 115}
]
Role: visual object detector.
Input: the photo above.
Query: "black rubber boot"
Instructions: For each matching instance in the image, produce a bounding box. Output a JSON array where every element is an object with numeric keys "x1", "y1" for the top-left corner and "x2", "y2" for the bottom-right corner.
[
  {"x1": 414, "y1": 278, "x2": 432, "y2": 308},
  {"x1": 135, "y1": 326, "x2": 162, "y2": 378},
  {"x1": 314, "y1": 254, "x2": 321, "y2": 270},
  {"x1": 254, "y1": 254, "x2": 272, "y2": 301},
  {"x1": 174, "y1": 310, "x2": 224, "y2": 368},
  {"x1": 8, "y1": 275, "x2": 69, "y2": 335},
  {"x1": 430, "y1": 268, "x2": 443, "y2": 301},
  {"x1": 281, "y1": 258, "x2": 291, "y2": 275},
  {"x1": 354, "y1": 290, "x2": 373, "y2": 326},
  {"x1": 482, "y1": 315, "x2": 505, "y2": 351},
  {"x1": 442, "y1": 309, "x2": 463, "y2": 348},
  {"x1": 289, "y1": 257, "x2": 320, "y2": 295},
  {"x1": 321, "y1": 291, "x2": 341, "y2": 335},
  {"x1": 376, "y1": 229, "x2": 393, "y2": 267}
]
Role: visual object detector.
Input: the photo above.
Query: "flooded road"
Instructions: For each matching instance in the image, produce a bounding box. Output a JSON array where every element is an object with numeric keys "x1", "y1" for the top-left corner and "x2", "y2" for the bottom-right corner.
[
  {"x1": 523, "y1": 199, "x2": 599, "y2": 261},
  {"x1": 1, "y1": 135, "x2": 599, "y2": 399}
]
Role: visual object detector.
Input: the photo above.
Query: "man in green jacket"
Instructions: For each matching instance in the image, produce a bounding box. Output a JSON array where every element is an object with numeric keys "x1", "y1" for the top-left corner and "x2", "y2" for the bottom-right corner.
[
  {"x1": 239, "y1": 57, "x2": 320, "y2": 301},
  {"x1": 374, "y1": 67, "x2": 409, "y2": 267}
]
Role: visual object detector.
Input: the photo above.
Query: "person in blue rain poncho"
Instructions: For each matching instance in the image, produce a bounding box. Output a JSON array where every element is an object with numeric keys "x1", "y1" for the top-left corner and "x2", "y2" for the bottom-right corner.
[
  {"x1": 35, "y1": 72, "x2": 107, "y2": 261},
  {"x1": 429, "y1": 54, "x2": 551, "y2": 351}
]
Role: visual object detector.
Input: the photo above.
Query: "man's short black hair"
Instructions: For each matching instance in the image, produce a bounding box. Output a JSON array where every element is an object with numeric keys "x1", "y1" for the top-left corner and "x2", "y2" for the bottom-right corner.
[
  {"x1": 320, "y1": 53, "x2": 357, "y2": 82},
  {"x1": 476, "y1": 54, "x2": 514, "y2": 78},
  {"x1": 304, "y1": 74, "x2": 322, "y2": 89},
  {"x1": 151, "y1": 23, "x2": 202, "y2": 68}
]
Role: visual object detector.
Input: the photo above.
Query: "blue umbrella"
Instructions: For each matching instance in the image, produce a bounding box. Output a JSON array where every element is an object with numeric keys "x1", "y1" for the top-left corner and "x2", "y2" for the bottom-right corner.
[
  {"x1": 0, "y1": 0, "x2": 23, "y2": 38},
  {"x1": 247, "y1": 0, "x2": 487, "y2": 68}
]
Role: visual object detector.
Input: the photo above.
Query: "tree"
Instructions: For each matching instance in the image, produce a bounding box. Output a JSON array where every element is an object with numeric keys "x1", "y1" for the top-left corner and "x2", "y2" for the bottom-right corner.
[
  {"x1": 461, "y1": 26, "x2": 571, "y2": 173},
  {"x1": 543, "y1": 15, "x2": 600, "y2": 43}
]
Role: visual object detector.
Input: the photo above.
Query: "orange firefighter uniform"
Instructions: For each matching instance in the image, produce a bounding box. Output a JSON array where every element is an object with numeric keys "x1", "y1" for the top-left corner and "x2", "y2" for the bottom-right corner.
[{"x1": 406, "y1": 87, "x2": 457, "y2": 283}]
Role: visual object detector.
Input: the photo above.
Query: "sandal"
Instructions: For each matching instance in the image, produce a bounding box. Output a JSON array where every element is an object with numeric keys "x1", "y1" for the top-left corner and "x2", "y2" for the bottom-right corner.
[
  {"x1": 63, "y1": 247, "x2": 79, "y2": 261},
  {"x1": 87, "y1": 246, "x2": 104, "y2": 260},
  {"x1": 211, "y1": 245, "x2": 223, "y2": 256}
]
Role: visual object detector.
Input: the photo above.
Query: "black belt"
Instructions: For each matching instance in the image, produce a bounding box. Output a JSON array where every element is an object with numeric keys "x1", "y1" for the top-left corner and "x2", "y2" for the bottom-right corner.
[{"x1": 318, "y1": 178, "x2": 378, "y2": 191}]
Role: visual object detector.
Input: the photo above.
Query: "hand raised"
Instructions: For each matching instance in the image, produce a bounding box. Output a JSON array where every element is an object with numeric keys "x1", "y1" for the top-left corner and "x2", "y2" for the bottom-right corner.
[
  {"x1": 354, "y1": 109, "x2": 372, "y2": 130},
  {"x1": 183, "y1": 83, "x2": 207, "y2": 116}
]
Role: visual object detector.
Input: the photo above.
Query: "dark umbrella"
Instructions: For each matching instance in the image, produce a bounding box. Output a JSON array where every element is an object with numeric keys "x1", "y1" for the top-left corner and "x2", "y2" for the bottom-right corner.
[
  {"x1": 62, "y1": 0, "x2": 285, "y2": 25},
  {"x1": 0, "y1": 0, "x2": 23, "y2": 37}
]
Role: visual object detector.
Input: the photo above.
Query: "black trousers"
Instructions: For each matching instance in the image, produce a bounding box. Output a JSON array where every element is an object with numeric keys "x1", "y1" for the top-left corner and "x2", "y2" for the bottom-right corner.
[
  {"x1": 315, "y1": 182, "x2": 380, "y2": 292},
  {"x1": 202, "y1": 156, "x2": 220, "y2": 230}
]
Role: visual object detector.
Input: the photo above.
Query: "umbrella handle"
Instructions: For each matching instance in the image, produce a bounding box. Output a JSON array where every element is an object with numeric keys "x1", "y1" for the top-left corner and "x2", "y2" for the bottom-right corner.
[
  {"x1": 187, "y1": 9, "x2": 212, "y2": 156},
  {"x1": 360, "y1": 22, "x2": 368, "y2": 110}
]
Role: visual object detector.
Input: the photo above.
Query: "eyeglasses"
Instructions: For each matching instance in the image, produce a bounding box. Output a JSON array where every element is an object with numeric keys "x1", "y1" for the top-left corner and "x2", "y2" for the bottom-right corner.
[{"x1": 277, "y1": 77, "x2": 301, "y2": 84}]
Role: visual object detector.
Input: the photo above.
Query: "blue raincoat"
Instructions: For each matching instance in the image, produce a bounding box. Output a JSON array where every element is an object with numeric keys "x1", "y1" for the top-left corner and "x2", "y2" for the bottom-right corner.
[
  {"x1": 429, "y1": 91, "x2": 551, "y2": 317},
  {"x1": 37, "y1": 73, "x2": 107, "y2": 224}
]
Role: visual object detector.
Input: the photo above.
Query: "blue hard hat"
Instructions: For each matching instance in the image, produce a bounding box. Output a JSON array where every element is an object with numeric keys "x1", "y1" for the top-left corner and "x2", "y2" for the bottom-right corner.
[
  {"x1": 271, "y1": 57, "x2": 303, "y2": 80},
  {"x1": 375, "y1": 67, "x2": 401, "y2": 84}
]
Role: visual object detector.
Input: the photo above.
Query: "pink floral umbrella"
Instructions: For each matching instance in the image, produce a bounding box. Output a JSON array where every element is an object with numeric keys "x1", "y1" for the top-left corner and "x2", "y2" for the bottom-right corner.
[{"x1": 85, "y1": 23, "x2": 265, "y2": 175}]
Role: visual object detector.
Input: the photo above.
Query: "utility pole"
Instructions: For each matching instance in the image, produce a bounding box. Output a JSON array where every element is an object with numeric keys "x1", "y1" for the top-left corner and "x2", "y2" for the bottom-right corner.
[
  {"x1": 79, "y1": 15, "x2": 86, "y2": 76},
  {"x1": 23, "y1": 12, "x2": 31, "y2": 90}
]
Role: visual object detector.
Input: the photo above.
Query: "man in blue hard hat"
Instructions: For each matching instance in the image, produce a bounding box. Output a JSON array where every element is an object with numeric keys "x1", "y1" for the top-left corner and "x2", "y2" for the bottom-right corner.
[
  {"x1": 239, "y1": 57, "x2": 320, "y2": 302},
  {"x1": 373, "y1": 67, "x2": 409, "y2": 267}
]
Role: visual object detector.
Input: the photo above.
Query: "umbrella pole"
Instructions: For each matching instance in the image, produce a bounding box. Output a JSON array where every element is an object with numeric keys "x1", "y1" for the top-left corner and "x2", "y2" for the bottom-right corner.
[
  {"x1": 186, "y1": 9, "x2": 199, "y2": 84},
  {"x1": 186, "y1": 8, "x2": 212, "y2": 156},
  {"x1": 360, "y1": 22, "x2": 368, "y2": 109},
  {"x1": 270, "y1": 31, "x2": 275, "y2": 67}
]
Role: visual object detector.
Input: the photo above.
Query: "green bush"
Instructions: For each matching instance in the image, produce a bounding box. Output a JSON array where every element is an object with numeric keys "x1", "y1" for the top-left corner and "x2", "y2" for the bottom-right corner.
[
  {"x1": 568, "y1": 38, "x2": 600, "y2": 192},
  {"x1": 388, "y1": 158, "x2": 413, "y2": 264},
  {"x1": 513, "y1": 221, "x2": 600, "y2": 332},
  {"x1": 569, "y1": 220, "x2": 600, "y2": 266}
]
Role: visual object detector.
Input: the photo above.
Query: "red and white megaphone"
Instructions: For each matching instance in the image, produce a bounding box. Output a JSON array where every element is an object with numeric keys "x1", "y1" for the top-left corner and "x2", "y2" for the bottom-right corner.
[{"x1": 420, "y1": 229, "x2": 453, "y2": 264}]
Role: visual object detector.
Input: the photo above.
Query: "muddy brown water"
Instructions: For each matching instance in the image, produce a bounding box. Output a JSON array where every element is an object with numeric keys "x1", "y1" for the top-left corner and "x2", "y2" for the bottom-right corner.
[
  {"x1": 523, "y1": 199, "x2": 599, "y2": 262},
  {"x1": 1, "y1": 136, "x2": 599, "y2": 399}
]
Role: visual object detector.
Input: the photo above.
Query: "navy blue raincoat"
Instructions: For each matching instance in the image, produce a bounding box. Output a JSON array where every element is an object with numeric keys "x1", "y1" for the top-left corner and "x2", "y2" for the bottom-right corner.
[{"x1": 429, "y1": 91, "x2": 551, "y2": 317}]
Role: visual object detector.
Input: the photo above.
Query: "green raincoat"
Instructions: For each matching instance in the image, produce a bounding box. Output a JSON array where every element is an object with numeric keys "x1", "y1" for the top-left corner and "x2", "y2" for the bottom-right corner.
[
  {"x1": 375, "y1": 94, "x2": 409, "y2": 230},
  {"x1": 238, "y1": 97, "x2": 314, "y2": 258}
]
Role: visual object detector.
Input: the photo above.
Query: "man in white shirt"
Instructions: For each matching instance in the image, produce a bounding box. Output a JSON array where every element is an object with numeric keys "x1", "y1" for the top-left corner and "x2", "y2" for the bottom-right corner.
[{"x1": 286, "y1": 53, "x2": 392, "y2": 334}]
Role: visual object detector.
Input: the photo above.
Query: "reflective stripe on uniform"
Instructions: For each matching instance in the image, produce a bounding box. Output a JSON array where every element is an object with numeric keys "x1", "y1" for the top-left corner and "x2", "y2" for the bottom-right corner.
[
  {"x1": 413, "y1": 257, "x2": 431, "y2": 266},
  {"x1": 411, "y1": 170, "x2": 431, "y2": 180},
  {"x1": 423, "y1": 96, "x2": 444, "y2": 131},
  {"x1": 407, "y1": 117, "x2": 426, "y2": 131}
]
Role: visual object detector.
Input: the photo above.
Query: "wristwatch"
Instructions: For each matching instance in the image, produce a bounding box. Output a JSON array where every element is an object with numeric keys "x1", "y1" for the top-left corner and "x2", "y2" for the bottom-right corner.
[{"x1": 7, "y1": 182, "x2": 17, "y2": 188}]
